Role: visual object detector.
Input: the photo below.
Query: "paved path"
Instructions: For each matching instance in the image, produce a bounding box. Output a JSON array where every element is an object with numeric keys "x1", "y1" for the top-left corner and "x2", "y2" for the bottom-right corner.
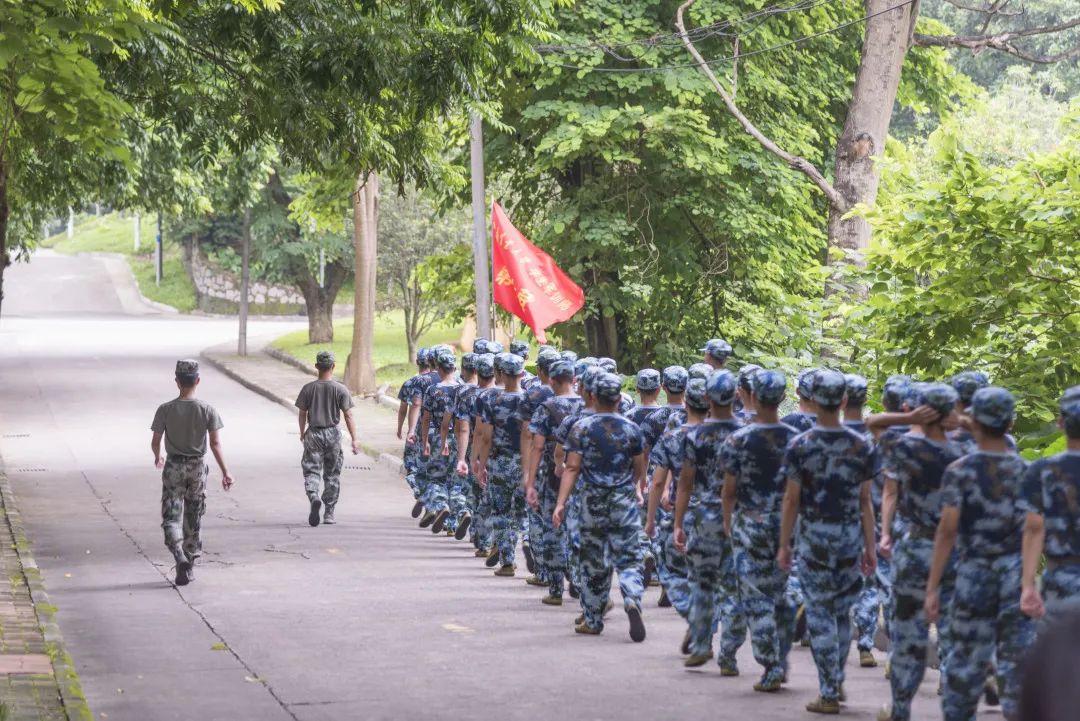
[{"x1": 0, "y1": 252, "x2": 982, "y2": 720}]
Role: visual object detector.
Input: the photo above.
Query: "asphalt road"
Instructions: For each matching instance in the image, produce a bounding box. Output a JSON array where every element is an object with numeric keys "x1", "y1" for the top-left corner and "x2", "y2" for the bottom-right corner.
[{"x1": 0, "y1": 252, "x2": 969, "y2": 720}]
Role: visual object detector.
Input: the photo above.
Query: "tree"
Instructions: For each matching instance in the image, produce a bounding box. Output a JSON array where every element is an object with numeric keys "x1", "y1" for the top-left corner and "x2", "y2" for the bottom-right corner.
[
  {"x1": 845, "y1": 111, "x2": 1080, "y2": 432},
  {"x1": 378, "y1": 189, "x2": 472, "y2": 362},
  {"x1": 486, "y1": 0, "x2": 937, "y2": 367},
  {"x1": 676, "y1": 0, "x2": 1080, "y2": 283},
  {"x1": 0, "y1": 0, "x2": 148, "y2": 318}
]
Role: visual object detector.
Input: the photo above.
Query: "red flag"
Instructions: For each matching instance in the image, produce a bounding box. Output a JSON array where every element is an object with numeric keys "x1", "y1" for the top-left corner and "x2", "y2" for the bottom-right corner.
[{"x1": 491, "y1": 202, "x2": 584, "y2": 344}]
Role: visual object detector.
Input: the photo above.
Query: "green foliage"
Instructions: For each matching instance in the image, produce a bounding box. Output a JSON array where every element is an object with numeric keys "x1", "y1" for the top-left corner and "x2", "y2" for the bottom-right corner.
[
  {"x1": 415, "y1": 244, "x2": 476, "y2": 328},
  {"x1": 845, "y1": 109, "x2": 1080, "y2": 434},
  {"x1": 485, "y1": 0, "x2": 966, "y2": 370}
]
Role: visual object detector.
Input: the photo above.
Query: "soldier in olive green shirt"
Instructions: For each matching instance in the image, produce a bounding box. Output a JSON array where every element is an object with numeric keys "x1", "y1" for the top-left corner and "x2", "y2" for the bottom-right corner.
[{"x1": 151, "y1": 359, "x2": 232, "y2": 586}]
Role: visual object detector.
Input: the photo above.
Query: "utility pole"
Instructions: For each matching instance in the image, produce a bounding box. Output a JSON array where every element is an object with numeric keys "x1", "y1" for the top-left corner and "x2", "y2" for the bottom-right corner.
[
  {"x1": 133, "y1": 212, "x2": 141, "y2": 251},
  {"x1": 238, "y1": 207, "x2": 251, "y2": 356},
  {"x1": 155, "y1": 213, "x2": 163, "y2": 287},
  {"x1": 470, "y1": 114, "x2": 492, "y2": 339},
  {"x1": 67, "y1": 208, "x2": 74, "y2": 238}
]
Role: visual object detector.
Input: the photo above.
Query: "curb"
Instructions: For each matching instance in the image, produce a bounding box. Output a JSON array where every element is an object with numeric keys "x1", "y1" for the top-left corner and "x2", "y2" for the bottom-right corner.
[
  {"x1": 264, "y1": 346, "x2": 317, "y2": 377},
  {"x1": 200, "y1": 350, "x2": 404, "y2": 476},
  {"x1": 0, "y1": 463, "x2": 93, "y2": 721}
]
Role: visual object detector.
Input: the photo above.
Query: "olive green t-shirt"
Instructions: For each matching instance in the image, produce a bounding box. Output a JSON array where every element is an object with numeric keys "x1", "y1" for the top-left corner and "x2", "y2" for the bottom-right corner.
[
  {"x1": 295, "y1": 380, "x2": 354, "y2": 428},
  {"x1": 151, "y1": 398, "x2": 224, "y2": 457}
]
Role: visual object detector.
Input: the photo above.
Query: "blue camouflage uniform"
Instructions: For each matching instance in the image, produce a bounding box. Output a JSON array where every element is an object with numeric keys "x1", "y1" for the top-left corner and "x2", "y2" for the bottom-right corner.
[
  {"x1": 478, "y1": 361, "x2": 527, "y2": 568},
  {"x1": 1019, "y1": 396, "x2": 1080, "y2": 620},
  {"x1": 459, "y1": 354, "x2": 498, "y2": 551},
  {"x1": 721, "y1": 369, "x2": 798, "y2": 686},
  {"x1": 682, "y1": 371, "x2": 747, "y2": 668},
  {"x1": 420, "y1": 375, "x2": 465, "y2": 531},
  {"x1": 782, "y1": 370, "x2": 876, "y2": 704},
  {"x1": 517, "y1": 357, "x2": 557, "y2": 583},
  {"x1": 565, "y1": 377, "x2": 646, "y2": 632},
  {"x1": 399, "y1": 349, "x2": 432, "y2": 499},
  {"x1": 939, "y1": 387, "x2": 1034, "y2": 721},
  {"x1": 529, "y1": 383, "x2": 583, "y2": 598},
  {"x1": 734, "y1": 364, "x2": 761, "y2": 424}
]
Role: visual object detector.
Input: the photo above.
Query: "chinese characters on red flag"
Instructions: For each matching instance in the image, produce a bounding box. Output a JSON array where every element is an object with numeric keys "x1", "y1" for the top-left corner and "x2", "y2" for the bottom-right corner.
[{"x1": 491, "y1": 202, "x2": 584, "y2": 344}]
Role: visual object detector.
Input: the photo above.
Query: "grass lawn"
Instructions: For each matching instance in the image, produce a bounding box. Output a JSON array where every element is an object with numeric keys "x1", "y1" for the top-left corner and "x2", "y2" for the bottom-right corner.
[
  {"x1": 272, "y1": 312, "x2": 461, "y2": 393},
  {"x1": 41, "y1": 213, "x2": 198, "y2": 312}
]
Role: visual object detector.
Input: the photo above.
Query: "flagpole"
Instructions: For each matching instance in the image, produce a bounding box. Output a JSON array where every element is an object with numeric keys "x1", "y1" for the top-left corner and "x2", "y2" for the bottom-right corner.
[{"x1": 470, "y1": 114, "x2": 492, "y2": 340}]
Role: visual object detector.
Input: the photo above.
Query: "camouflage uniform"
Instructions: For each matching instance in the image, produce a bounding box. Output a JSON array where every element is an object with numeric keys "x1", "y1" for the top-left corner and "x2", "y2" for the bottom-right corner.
[
  {"x1": 421, "y1": 378, "x2": 465, "y2": 530},
  {"x1": 518, "y1": 373, "x2": 556, "y2": 580},
  {"x1": 161, "y1": 456, "x2": 209, "y2": 561},
  {"x1": 565, "y1": 407, "x2": 646, "y2": 632},
  {"x1": 398, "y1": 367, "x2": 426, "y2": 499},
  {"x1": 650, "y1": 410, "x2": 691, "y2": 615},
  {"x1": 479, "y1": 364, "x2": 526, "y2": 568},
  {"x1": 403, "y1": 358, "x2": 440, "y2": 500},
  {"x1": 783, "y1": 372, "x2": 876, "y2": 704},
  {"x1": 530, "y1": 388, "x2": 584, "y2": 598},
  {"x1": 885, "y1": 427, "x2": 965, "y2": 721},
  {"x1": 683, "y1": 374, "x2": 745, "y2": 666},
  {"x1": 1020, "y1": 447, "x2": 1080, "y2": 619},
  {"x1": 301, "y1": 427, "x2": 344, "y2": 509},
  {"x1": 722, "y1": 372, "x2": 799, "y2": 685},
  {"x1": 459, "y1": 355, "x2": 498, "y2": 550},
  {"x1": 939, "y1": 388, "x2": 1034, "y2": 721}
]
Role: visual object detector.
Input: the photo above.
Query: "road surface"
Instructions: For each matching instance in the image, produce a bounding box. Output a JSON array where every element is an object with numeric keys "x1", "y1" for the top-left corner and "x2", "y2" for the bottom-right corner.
[{"x1": 0, "y1": 252, "x2": 965, "y2": 720}]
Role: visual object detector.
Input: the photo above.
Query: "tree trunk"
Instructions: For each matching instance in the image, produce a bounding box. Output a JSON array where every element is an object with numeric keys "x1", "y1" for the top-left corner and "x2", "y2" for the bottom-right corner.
[
  {"x1": 238, "y1": 207, "x2": 251, "y2": 355},
  {"x1": 346, "y1": 172, "x2": 378, "y2": 394},
  {"x1": 584, "y1": 311, "x2": 619, "y2": 359},
  {"x1": 0, "y1": 159, "x2": 8, "y2": 321},
  {"x1": 827, "y1": 0, "x2": 917, "y2": 262},
  {"x1": 305, "y1": 289, "x2": 335, "y2": 343}
]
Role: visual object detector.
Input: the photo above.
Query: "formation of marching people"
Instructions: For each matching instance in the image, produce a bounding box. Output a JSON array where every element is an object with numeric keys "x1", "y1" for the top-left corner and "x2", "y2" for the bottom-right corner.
[
  {"x1": 384, "y1": 338, "x2": 1080, "y2": 720},
  {"x1": 147, "y1": 339, "x2": 1078, "y2": 721}
]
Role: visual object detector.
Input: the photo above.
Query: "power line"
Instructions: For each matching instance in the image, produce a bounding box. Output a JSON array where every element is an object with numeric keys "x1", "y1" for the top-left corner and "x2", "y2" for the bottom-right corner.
[
  {"x1": 536, "y1": 0, "x2": 918, "y2": 74},
  {"x1": 534, "y1": 0, "x2": 844, "y2": 56}
]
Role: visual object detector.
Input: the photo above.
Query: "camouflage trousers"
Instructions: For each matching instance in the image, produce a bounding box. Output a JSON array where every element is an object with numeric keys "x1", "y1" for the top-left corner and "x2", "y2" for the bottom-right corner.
[
  {"x1": 578, "y1": 483, "x2": 645, "y2": 631},
  {"x1": 655, "y1": 509, "x2": 692, "y2": 617},
  {"x1": 1042, "y1": 562, "x2": 1080, "y2": 622},
  {"x1": 732, "y1": 510, "x2": 794, "y2": 683},
  {"x1": 887, "y1": 535, "x2": 956, "y2": 721},
  {"x1": 421, "y1": 435, "x2": 467, "y2": 531},
  {"x1": 537, "y1": 476, "x2": 568, "y2": 596},
  {"x1": 797, "y1": 521, "x2": 865, "y2": 702},
  {"x1": 301, "y1": 427, "x2": 343, "y2": 510},
  {"x1": 943, "y1": 553, "x2": 1035, "y2": 721},
  {"x1": 687, "y1": 507, "x2": 749, "y2": 665},
  {"x1": 853, "y1": 550, "x2": 892, "y2": 652},
  {"x1": 486, "y1": 454, "x2": 522, "y2": 566},
  {"x1": 161, "y1": 455, "x2": 207, "y2": 560},
  {"x1": 403, "y1": 436, "x2": 425, "y2": 499},
  {"x1": 467, "y1": 473, "x2": 492, "y2": 549}
]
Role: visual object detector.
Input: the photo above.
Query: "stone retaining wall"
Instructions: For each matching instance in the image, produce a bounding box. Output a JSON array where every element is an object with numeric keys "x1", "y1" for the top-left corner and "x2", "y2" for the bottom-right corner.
[{"x1": 185, "y1": 245, "x2": 306, "y2": 315}]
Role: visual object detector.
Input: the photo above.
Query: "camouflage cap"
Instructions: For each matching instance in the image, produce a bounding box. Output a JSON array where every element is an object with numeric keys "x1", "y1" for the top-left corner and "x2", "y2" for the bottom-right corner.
[
  {"x1": 920, "y1": 382, "x2": 959, "y2": 419},
  {"x1": 475, "y1": 353, "x2": 496, "y2": 378},
  {"x1": 635, "y1": 368, "x2": 661, "y2": 392},
  {"x1": 1060, "y1": 388, "x2": 1080, "y2": 436},
  {"x1": 597, "y1": 357, "x2": 618, "y2": 373},
  {"x1": 560, "y1": 350, "x2": 579, "y2": 364},
  {"x1": 844, "y1": 374, "x2": 869, "y2": 406},
  {"x1": 580, "y1": 365, "x2": 604, "y2": 394},
  {"x1": 971, "y1": 386, "x2": 1015, "y2": 431},
  {"x1": 738, "y1": 364, "x2": 763, "y2": 393},
  {"x1": 699, "y1": 338, "x2": 733, "y2": 362},
  {"x1": 795, "y1": 368, "x2": 820, "y2": 399},
  {"x1": 537, "y1": 349, "x2": 561, "y2": 374},
  {"x1": 574, "y1": 357, "x2": 598, "y2": 378},
  {"x1": 753, "y1": 369, "x2": 788, "y2": 406},
  {"x1": 538, "y1": 344, "x2": 559, "y2": 355},
  {"x1": 706, "y1": 370, "x2": 738, "y2": 406},
  {"x1": 594, "y1": 372, "x2": 624, "y2": 403},
  {"x1": 811, "y1": 368, "x2": 847, "y2": 407},
  {"x1": 493, "y1": 352, "x2": 513, "y2": 373},
  {"x1": 435, "y1": 348, "x2": 457, "y2": 370},
  {"x1": 175, "y1": 359, "x2": 199, "y2": 378},
  {"x1": 950, "y1": 371, "x2": 989, "y2": 407},
  {"x1": 487, "y1": 341, "x2": 505, "y2": 355},
  {"x1": 502, "y1": 354, "x2": 525, "y2": 377},
  {"x1": 688, "y1": 363, "x2": 714, "y2": 382},
  {"x1": 685, "y1": 378, "x2": 710, "y2": 411},
  {"x1": 415, "y1": 348, "x2": 431, "y2": 367},
  {"x1": 473, "y1": 338, "x2": 490, "y2": 354},
  {"x1": 315, "y1": 350, "x2": 335, "y2": 368},
  {"x1": 510, "y1": 340, "x2": 530, "y2": 359},
  {"x1": 461, "y1": 352, "x2": 478, "y2": 371},
  {"x1": 882, "y1": 374, "x2": 913, "y2": 411},
  {"x1": 661, "y1": 365, "x2": 689, "y2": 393},
  {"x1": 549, "y1": 360, "x2": 575, "y2": 381},
  {"x1": 581, "y1": 356, "x2": 598, "y2": 367}
]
